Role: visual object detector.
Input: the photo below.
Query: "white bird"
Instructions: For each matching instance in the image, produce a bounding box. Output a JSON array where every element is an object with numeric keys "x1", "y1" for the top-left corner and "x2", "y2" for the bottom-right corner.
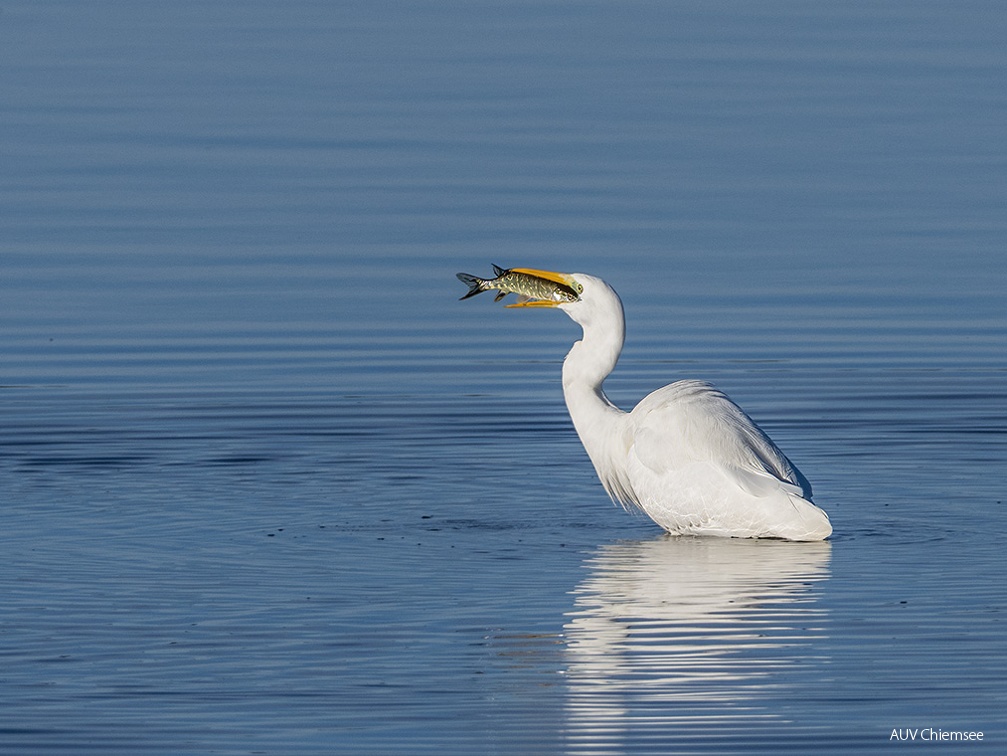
[{"x1": 459, "y1": 267, "x2": 832, "y2": 541}]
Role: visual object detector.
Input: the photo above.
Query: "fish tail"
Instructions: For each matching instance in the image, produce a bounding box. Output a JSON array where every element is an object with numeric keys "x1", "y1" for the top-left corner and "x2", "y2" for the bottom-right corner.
[{"x1": 456, "y1": 272, "x2": 486, "y2": 300}]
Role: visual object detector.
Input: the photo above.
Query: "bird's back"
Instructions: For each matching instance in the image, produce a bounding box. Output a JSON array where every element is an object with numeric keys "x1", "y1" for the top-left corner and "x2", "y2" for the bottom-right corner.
[{"x1": 622, "y1": 380, "x2": 830, "y2": 540}]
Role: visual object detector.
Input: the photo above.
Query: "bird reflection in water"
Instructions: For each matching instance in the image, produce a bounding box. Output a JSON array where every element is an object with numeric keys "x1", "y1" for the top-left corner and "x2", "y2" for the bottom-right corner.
[{"x1": 563, "y1": 537, "x2": 830, "y2": 754}]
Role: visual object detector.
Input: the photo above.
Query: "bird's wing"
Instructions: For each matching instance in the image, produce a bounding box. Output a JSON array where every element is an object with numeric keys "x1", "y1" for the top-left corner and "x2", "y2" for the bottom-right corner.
[{"x1": 628, "y1": 380, "x2": 812, "y2": 499}]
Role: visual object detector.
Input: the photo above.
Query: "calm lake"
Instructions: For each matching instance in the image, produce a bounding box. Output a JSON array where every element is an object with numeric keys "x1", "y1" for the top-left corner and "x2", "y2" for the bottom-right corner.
[{"x1": 2, "y1": 1, "x2": 1005, "y2": 753}]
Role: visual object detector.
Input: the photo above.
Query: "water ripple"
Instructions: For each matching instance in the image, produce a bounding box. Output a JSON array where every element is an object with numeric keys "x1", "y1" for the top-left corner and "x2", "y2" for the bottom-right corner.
[{"x1": 563, "y1": 538, "x2": 831, "y2": 754}]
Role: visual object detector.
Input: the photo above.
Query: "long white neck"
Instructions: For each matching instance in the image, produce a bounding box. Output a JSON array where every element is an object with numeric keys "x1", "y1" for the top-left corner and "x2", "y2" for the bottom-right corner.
[
  {"x1": 561, "y1": 325, "x2": 623, "y2": 417},
  {"x1": 561, "y1": 292, "x2": 634, "y2": 505}
]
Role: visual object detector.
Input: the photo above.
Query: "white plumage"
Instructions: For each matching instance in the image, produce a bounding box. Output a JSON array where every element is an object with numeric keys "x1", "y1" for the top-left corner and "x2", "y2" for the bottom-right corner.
[{"x1": 549, "y1": 272, "x2": 832, "y2": 541}]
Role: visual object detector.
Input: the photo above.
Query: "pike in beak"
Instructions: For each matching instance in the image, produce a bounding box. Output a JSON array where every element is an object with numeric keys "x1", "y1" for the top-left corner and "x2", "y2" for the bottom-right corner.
[{"x1": 456, "y1": 265, "x2": 581, "y2": 307}]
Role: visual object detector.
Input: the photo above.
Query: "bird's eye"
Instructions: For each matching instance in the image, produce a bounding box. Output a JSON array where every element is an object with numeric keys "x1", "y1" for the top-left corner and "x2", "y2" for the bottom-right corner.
[{"x1": 573, "y1": 282, "x2": 584, "y2": 294}]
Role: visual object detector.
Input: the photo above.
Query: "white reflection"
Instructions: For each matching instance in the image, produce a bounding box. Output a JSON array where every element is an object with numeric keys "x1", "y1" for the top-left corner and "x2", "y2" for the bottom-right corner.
[{"x1": 563, "y1": 537, "x2": 830, "y2": 755}]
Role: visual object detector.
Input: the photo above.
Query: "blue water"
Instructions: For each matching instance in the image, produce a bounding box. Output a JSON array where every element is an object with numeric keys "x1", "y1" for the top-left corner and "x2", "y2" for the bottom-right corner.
[{"x1": 2, "y1": 1, "x2": 1006, "y2": 753}]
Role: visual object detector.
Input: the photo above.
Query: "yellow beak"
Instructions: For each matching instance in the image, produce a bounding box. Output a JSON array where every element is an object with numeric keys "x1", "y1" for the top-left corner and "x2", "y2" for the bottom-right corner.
[{"x1": 505, "y1": 300, "x2": 561, "y2": 308}]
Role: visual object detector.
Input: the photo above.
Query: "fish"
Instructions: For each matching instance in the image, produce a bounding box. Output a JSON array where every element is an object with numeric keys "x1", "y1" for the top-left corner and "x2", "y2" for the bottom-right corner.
[{"x1": 456, "y1": 265, "x2": 581, "y2": 305}]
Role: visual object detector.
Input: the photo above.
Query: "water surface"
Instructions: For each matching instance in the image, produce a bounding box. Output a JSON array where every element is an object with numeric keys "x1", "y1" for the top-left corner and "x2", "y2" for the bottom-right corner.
[{"x1": 2, "y1": 1, "x2": 1006, "y2": 753}]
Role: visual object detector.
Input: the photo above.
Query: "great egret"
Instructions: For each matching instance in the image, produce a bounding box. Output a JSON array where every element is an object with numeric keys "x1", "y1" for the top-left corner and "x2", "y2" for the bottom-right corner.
[{"x1": 459, "y1": 267, "x2": 832, "y2": 541}]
